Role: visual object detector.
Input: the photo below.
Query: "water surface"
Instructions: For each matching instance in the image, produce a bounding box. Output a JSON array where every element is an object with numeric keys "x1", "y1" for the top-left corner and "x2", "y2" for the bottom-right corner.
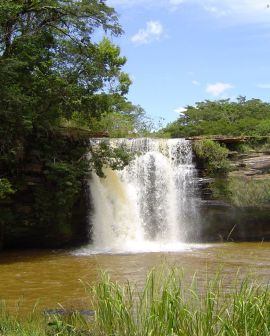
[{"x1": 0, "y1": 242, "x2": 270, "y2": 313}]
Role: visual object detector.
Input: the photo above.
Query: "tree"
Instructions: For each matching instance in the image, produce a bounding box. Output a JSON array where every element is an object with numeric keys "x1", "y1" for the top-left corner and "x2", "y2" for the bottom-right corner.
[
  {"x1": 161, "y1": 97, "x2": 270, "y2": 137},
  {"x1": 0, "y1": 0, "x2": 132, "y2": 160},
  {"x1": 0, "y1": 1, "x2": 139, "y2": 242}
]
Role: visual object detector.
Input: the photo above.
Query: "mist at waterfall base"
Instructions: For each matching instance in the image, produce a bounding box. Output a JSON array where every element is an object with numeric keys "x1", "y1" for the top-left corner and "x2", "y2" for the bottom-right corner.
[{"x1": 76, "y1": 139, "x2": 205, "y2": 255}]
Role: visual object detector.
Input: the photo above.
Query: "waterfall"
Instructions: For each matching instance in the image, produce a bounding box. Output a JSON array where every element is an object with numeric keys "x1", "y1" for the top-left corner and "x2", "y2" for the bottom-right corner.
[{"x1": 80, "y1": 138, "x2": 199, "y2": 254}]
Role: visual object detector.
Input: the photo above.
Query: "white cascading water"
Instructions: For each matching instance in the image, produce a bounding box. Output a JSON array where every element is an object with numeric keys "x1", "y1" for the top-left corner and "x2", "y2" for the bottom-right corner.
[{"x1": 78, "y1": 138, "x2": 199, "y2": 254}]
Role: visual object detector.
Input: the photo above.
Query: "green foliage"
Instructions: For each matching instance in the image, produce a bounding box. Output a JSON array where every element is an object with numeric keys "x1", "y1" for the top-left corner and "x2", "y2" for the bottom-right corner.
[
  {"x1": 229, "y1": 178, "x2": 270, "y2": 207},
  {"x1": 90, "y1": 142, "x2": 133, "y2": 178},
  {"x1": 256, "y1": 119, "x2": 270, "y2": 136},
  {"x1": 0, "y1": 178, "x2": 15, "y2": 200},
  {"x1": 0, "y1": 0, "x2": 143, "y2": 239},
  {"x1": 0, "y1": 304, "x2": 91, "y2": 336},
  {"x1": 193, "y1": 140, "x2": 230, "y2": 175},
  {"x1": 210, "y1": 177, "x2": 270, "y2": 208},
  {"x1": 260, "y1": 138, "x2": 270, "y2": 152},
  {"x1": 228, "y1": 178, "x2": 270, "y2": 208},
  {"x1": 26, "y1": 129, "x2": 90, "y2": 236},
  {"x1": 35, "y1": 161, "x2": 87, "y2": 229},
  {"x1": 62, "y1": 101, "x2": 152, "y2": 138},
  {"x1": 0, "y1": 0, "x2": 136, "y2": 166},
  {"x1": 162, "y1": 97, "x2": 270, "y2": 137},
  {"x1": 90, "y1": 268, "x2": 270, "y2": 336},
  {"x1": 90, "y1": 112, "x2": 137, "y2": 137}
]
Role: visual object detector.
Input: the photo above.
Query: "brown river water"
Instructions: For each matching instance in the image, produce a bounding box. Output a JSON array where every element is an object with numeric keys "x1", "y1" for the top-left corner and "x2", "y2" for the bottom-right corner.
[{"x1": 0, "y1": 242, "x2": 270, "y2": 314}]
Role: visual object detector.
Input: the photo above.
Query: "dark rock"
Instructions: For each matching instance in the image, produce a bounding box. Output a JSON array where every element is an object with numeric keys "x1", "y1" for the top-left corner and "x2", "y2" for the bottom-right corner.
[
  {"x1": 245, "y1": 170, "x2": 261, "y2": 176},
  {"x1": 228, "y1": 151, "x2": 239, "y2": 157},
  {"x1": 44, "y1": 309, "x2": 95, "y2": 317}
]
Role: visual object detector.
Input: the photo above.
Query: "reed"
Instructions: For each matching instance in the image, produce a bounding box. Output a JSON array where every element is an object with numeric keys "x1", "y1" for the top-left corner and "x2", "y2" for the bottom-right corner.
[
  {"x1": 0, "y1": 268, "x2": 269, "y2": 335},
  {"x1": 90, "y1": 268, "x2": 270, "y2": 336},
  {"x1": 0, "y1": 303, "x2": 91, "y2": 336}
]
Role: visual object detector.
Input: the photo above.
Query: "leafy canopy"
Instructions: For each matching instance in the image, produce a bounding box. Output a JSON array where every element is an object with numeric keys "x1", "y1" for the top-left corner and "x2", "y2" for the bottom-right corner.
[
  {"x1": 162, "y1": 97, "x2": 270, "y2": 137},
  {"x1": 0, "y1": 0, "x2": 147, "y2": 209},
  {"x1": 0, "y1": 0, "x2": 135, "y2": 160}
]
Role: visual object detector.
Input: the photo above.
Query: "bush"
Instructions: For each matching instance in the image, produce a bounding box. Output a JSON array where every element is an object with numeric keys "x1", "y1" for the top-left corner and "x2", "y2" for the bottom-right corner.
[
  {"x1": 228, "y1": 177, "x2": 270, "y2": 208},
  {"x1": 193, "y1": 139, "x2": 229, "y2": 175},
  {"x1": 210, "y1": 177, "x2": 270, "y2": 208},
  {"x1": 0, "y1": 179, "x2": 15, "y2": 200}
]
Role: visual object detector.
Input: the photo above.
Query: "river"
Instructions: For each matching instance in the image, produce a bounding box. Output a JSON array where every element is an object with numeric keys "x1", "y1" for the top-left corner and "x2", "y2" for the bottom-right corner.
[{"x1": 0, "y1": 243, "x2": 270, "y2": 313}]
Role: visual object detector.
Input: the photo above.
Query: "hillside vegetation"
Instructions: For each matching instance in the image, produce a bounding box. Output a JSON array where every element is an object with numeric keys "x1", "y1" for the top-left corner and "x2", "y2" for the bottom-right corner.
[
  {"x1": 162, "y1": 97, "x2": 270, "y2": 138},
  {"x1": 0, "y1": 0, "x2": 144, "y2": 248}
]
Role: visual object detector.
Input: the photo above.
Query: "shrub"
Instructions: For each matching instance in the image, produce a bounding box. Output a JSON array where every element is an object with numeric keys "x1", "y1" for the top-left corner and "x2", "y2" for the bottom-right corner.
[
  {"x1": 210, "y1": 177, "x2": 270, "y2": 208},
  {"x1": 193, "y1": 139, "x2": 229, "y2": 175},
  {"x1": 228, "y1": 177, "x2": 270, "y2": 208},
  {"x1": 0, "y1": 179, "x2": 15, "y2": 200}
]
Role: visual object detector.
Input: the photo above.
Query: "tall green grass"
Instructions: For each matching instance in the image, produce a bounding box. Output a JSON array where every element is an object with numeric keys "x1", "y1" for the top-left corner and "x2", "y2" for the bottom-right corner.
[
  {"x1": 0, "y1": 303, "x2": 91, "y2": 336},
  {"x1": 0, "y1": 268, "x2": 270, "y2": 335},
  {"x1": 90, "y1": 268, "x2": 270, "y2": 336}
]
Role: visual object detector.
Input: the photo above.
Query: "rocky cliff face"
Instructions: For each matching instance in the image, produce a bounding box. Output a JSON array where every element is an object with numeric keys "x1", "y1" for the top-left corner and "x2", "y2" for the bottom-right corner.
[
  {"x1": 195, "y1": 141, "x2": 270, "y2": 242},
  {"x1": 230, "y1": 152, "x2": 270, "y2": 177}
]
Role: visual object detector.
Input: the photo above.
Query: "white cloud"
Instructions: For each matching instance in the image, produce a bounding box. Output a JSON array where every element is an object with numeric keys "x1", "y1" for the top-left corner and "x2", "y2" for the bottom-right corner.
[
  {"x1": 201, "y1": 0, "x2": 270, "y2": 22},
  {"x1": 192, "y1": 80, "x2": 200, "y2": 86},
  {"x1": 206, "y1": 1, "x2": 269, "y2": 23},
  {"x1": 169, "y1": 0, "x2": 185, "y2": 9},
  {"x1": 257, "y1": 83, "x2": 270, "y2": 89},
  {"x1": 203, "y1": 6, "x2": 228, "y2": 17},
  {"x1": 174, "y1": 106, "x2": 187, "y2": 114},
  {"x1": 109, "y1": 0, "x2": 270, "y2": 23},
  {"x1": 206, "y1": 82, "x2": 234, "y2": 97},
  {"x1": 131, "y1": 21, "x2": 164, "y2": 45},
  {"x1": 169, "y1": 0, "x2": 185, "y2": 4}
]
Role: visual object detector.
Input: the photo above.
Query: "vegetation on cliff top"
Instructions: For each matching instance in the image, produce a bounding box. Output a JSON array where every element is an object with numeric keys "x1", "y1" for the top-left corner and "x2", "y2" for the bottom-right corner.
[
  {"x1": 161, "y1": 97, "x2": 270, "y2": 138},
  {"x1": 193, "y1": 139, "x2": 230, "y2": 175}
]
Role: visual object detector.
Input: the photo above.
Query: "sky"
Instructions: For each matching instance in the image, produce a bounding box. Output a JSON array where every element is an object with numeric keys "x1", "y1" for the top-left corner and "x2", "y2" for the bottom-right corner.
[{"x1": 107, "y1": 0, "x2": 270, "y2": 125}]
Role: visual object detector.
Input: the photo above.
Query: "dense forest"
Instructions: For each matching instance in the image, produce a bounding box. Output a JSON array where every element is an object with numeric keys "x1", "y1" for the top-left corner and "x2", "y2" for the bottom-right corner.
[
  {"x1": 161, "y1": 97, "x2": 270, "y2": 138},
  {"x1": 0, "y1": 0, "x2": 148, "y2": 247}
]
